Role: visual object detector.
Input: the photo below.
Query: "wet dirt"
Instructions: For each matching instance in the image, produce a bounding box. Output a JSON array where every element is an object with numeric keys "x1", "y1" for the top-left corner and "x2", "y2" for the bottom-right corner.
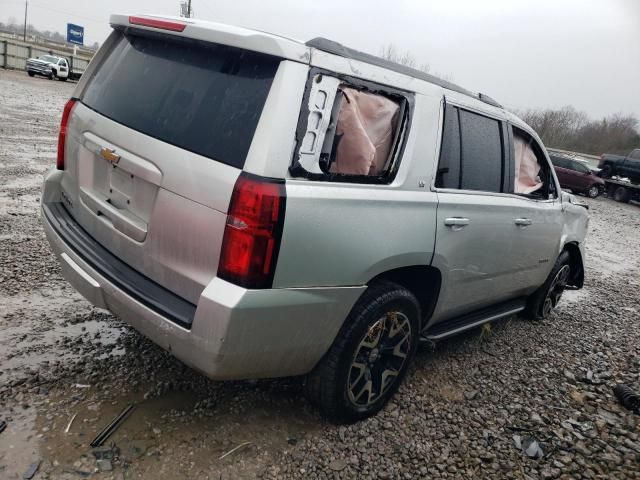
[{"x1": 1, "y1": 69, "x2": 639, "y2": 479}]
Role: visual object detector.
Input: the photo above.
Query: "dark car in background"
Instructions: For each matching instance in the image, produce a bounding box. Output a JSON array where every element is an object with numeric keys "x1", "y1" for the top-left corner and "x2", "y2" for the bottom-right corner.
[
  {"x1": 598, "y1": 149, "x2": 640, "y2": 183},
  {"x1": 550, "y1": 154, "x2": 604, "y2": 198}
]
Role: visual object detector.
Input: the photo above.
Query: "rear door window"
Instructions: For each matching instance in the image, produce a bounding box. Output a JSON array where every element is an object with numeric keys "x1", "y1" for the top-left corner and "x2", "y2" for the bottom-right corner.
[
  {"x1": 459, "y1": 110, "x2": 503, "y2": 192},
  {"x1": 435, "y1": 105, "x2": 505, "y2": 193},
  {"x1": 82, "y1": 30, "x2": 280, "y2": 169}
]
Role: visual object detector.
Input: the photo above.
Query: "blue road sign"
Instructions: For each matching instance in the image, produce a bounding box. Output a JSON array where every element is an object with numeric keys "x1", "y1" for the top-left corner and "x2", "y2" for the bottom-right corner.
[{"x1": 66, "y1": 23, "x2": 84, "y2": 46}]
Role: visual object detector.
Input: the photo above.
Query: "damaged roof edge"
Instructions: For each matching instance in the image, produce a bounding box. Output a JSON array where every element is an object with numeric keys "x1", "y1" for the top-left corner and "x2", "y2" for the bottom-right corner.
[{"x1": 306, "y1": 37, "x2": 502, "y2": 109}]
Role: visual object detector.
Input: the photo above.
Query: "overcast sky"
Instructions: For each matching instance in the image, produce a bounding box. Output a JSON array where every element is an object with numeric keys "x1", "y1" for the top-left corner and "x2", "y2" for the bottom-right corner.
[{"x1": 2, "y1": 0, "x2": 639, "y2": 119}]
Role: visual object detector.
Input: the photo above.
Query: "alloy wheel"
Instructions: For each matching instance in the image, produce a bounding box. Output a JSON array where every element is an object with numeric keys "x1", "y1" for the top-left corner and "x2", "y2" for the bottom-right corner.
[
  {"x1": 542, "y1": 265, "x2": 570, "y2": 317},
  {"x1": 347, "y1": 311, "x2": 412, "y2": 407},
  {"x1": 588, "y1": 186, "x2": 599, "y2": 198}
]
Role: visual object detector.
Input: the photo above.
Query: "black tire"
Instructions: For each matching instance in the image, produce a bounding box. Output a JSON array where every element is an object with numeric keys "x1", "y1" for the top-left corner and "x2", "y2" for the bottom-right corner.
[
  {"x1": 27, "y1": 71, "x2": 35, "y2": 77},
  {"x1": 524, "y1": 251, "x2": 571, "y2": 321},
  {"x1": 305, "y1": 281, "x2": 420, "y2": 423},
  {"x1": 48, "y1": 71, "x2": 54, "y2": 80},
  {"x1": 586, "y1": 185, "x2": 600, "y2": 198},
  {"x1": 614, "y1": 186, "x2": 631, "y2": 203}
]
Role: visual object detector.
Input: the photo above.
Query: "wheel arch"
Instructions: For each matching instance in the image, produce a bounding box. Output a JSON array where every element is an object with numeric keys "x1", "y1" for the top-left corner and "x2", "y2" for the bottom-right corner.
[
  {"x1": 562, "y1": 242, "x2": 584, "y2": 288},
  {"x1": 367, "y1": 265, "x2": 441, "y2": 328}
]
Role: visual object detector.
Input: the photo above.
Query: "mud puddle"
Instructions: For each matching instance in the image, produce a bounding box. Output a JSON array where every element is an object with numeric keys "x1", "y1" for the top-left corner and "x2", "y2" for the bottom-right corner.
[{"x1": 1, "y1": 383, "x2": 321, "y2": 479}]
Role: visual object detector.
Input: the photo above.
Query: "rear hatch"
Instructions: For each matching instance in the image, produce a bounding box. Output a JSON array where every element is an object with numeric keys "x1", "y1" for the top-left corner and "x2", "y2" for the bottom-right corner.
[{"x1": 59, "y1": 21, "x2": 283, "y2": 304}]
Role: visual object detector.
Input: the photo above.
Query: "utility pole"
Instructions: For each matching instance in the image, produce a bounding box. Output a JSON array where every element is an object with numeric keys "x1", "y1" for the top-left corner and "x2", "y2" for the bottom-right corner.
[
  {"x1": 23, "y1": 0, "x2": 28, "y2": 42},
  {"x1": 187, "y1": 0, "x2": 192, "y2": 18}
]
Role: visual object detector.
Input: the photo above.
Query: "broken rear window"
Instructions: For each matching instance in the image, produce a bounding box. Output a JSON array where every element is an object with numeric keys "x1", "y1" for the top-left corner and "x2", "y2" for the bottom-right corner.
[{"x1": 291, "y1": 73, "x2": 409, "y2": 183}]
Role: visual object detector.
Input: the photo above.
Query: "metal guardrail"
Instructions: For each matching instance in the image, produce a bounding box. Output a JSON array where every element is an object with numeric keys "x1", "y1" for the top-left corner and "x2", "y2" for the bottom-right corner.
[{"x1": 0, "y1": 38, "x2": 93, "y2": 75}]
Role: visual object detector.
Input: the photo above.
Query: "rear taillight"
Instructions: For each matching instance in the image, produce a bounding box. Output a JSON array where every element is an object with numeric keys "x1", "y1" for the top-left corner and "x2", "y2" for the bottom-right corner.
[
  {"x1": 56, "y1": 99, "x2": 77, "y2": 170},
  {"x1": 218, "y1": 173, "x2": 286, "y2": 289}
]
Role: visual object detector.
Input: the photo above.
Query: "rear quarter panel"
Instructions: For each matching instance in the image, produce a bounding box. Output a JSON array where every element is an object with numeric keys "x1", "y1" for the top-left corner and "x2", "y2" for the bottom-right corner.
[{"x1": 273, "y1": 93, "x2": 442, "y2": 288}]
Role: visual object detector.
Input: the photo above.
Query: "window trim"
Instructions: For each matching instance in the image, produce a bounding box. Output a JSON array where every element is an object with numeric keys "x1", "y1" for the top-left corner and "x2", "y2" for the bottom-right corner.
[{"x1": 289, "y1": 67, "x2": 414, "y2": 185}]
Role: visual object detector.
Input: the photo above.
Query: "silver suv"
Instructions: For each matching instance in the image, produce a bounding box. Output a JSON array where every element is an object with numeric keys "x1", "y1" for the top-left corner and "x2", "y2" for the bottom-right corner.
[{"x1": 41, "y1": 14, "x2": 589, "y2": 421}]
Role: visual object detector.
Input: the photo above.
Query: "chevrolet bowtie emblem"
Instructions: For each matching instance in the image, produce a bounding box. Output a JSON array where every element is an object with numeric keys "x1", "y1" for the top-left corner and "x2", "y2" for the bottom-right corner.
[{"x1": 100, "y1": 147, "x2": 120, "y2": 164}]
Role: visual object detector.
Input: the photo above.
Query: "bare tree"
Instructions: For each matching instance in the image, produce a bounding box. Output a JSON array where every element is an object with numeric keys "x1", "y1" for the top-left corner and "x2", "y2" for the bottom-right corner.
[
  {"x1": 380, "y1": 43, "x2": 421, "y2": 72},
  {"x1": 380, "y1": 43, "x2": 453, "y2": 81}
]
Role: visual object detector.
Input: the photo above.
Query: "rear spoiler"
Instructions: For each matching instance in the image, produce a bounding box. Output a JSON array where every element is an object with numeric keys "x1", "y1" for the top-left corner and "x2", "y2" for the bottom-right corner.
[{"x1": 108, "y1": 14, "x2": 310, "y2": 63}]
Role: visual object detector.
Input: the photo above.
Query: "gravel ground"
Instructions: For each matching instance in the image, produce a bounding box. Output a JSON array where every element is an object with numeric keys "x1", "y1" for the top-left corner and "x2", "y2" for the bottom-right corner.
[{"x1": 1, "y1": 68, "x2": 639, "y2": 480}]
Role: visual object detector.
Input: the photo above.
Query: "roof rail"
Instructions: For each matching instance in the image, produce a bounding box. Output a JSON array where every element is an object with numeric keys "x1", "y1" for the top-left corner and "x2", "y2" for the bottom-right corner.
[{"x1": 306, "y1": 37, "x2": 502, "y2": 109}]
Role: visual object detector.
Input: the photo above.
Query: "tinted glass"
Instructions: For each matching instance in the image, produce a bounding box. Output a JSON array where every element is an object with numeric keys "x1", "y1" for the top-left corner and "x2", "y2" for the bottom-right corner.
[
  {"x1": 435, "y1": 105, "x2": 461, "y2": 188},
  {"x1": 629, "y1": 149, "x2": 640, "y2": 160},
  {"x1": 82, "y1": 31, "x2": 279, "y2": 169},
  {"x1": 573, "y1": 161, "x2": 590, "y2": 173},
  {"x1": 459, "y1": 110, "x2": 503, "y2": 192},
  {"x1": 551, "y1": 155, "x2": 568, "y2": 168}
]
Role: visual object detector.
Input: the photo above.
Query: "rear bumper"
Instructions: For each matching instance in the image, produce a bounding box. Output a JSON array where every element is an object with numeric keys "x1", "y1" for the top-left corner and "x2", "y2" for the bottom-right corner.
[{"x1": 41, "y1": 170, "x2": 364, "y2": 379}]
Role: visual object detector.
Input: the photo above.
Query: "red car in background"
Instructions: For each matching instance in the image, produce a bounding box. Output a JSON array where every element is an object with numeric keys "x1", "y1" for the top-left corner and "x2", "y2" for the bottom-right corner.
[{"x1": 550, "y1": 154, "x2": 605, "y2": 198}]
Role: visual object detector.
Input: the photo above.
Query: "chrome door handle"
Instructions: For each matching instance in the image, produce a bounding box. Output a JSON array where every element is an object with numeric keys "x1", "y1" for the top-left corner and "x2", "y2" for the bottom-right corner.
[
  {"x1": 515, "y1": 218, "x2": 532, "y2": 226},
  {"x1": 444, "y1": 217, "x2": 470, "y2": 227}
]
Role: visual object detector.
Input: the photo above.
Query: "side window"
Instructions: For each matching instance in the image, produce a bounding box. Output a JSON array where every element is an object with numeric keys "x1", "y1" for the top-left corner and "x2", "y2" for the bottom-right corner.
[
  {"x1": 629, "y1": 149, "x2": 640, "y2": 160},
  {"x1": 459, "y1": 110, "x2": 504, "y2": 192},
  {"x1": 435, "y1": 105, "x2": 505, "y2": 193},
  {"x1": 550, "y1": 156, "x2": 566, "y2": 168},
  {"x1": 435, "y1": 105, "x2": 461, "y2": 189},
  {"x1": 573, "y1": 161, "x2": 590, "y2": 174},
  {"x1": 291, "y1": 72, "x2": 408, "y2": 183},
  {"x1": 513, "y1": 127, "x2": 555, "y2": 198}
]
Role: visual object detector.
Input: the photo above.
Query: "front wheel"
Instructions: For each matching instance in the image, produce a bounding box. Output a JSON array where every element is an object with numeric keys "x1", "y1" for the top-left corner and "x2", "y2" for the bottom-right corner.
[
  {"x1": 587, "y1": 185, "x2": 600, "y2": 198},
  {"x1": 27, "y1": 71, "x2": 35, "y2": 77},
  {"x1": 524, "y1": 251, "x2": 571, "y2": 321},
  {"x1": 305, "y1": 281, "x2": 420, "y2": 423}
]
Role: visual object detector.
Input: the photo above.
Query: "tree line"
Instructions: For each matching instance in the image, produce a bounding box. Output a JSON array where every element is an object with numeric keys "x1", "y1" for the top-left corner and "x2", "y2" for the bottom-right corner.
[{"x1": 518, "y1": 107, "x2": 639, "y2": 156}]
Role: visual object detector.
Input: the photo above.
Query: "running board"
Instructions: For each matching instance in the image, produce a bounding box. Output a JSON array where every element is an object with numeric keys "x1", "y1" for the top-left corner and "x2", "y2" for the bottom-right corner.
[{"x1": 421, "y1": 299, "x2": 526, "y2": 341}]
